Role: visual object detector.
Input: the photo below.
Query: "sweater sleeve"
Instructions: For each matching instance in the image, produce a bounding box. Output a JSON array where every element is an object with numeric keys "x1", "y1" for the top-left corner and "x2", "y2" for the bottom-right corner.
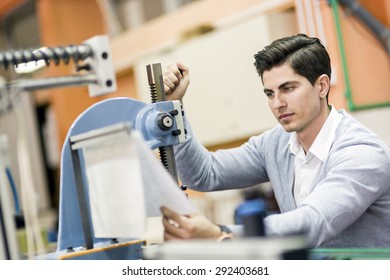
[
  {"x1": 264, "y1": 141, "x2": 390, "y2": 247},
  {"x1": 173, "y1": 118, "x2": 270, "y2": 192}
]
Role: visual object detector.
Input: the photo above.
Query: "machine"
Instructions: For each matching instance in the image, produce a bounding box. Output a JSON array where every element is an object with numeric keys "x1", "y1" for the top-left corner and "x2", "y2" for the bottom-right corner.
[
  {"x1": 50, "y1": 96, "x2": 187, "y2": 260},
  {"x1": 0, "y1": 35, "x2": 187, "y2": 259}
]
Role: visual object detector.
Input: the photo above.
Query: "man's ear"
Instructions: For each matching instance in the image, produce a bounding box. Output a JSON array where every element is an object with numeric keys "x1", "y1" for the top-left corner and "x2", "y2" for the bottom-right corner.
[{"x1": 318, "y1": 74, "x2": 330, "y2": 99}]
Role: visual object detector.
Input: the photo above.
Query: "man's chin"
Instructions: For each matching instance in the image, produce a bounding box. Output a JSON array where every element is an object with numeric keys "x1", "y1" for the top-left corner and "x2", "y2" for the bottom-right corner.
[{"x1": 281, "y1": 123, "x2": 296, "y2": 133}]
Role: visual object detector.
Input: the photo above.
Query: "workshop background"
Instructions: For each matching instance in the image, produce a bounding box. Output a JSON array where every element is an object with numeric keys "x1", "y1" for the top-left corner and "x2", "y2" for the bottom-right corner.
[{"x1": 0, "y1": 0, "x2": 389, "y2": 259}]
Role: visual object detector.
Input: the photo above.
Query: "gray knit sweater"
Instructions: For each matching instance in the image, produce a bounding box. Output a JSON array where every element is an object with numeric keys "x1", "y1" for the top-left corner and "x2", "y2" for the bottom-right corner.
[{"x1": 174, "y1": 110, "x2": 390, "y2": 248}]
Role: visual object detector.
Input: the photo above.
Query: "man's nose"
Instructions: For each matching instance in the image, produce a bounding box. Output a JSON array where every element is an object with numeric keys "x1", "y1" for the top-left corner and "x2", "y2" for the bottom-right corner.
[{"x1": 272, "y1": 93, "x2": 285, "y2": 109}]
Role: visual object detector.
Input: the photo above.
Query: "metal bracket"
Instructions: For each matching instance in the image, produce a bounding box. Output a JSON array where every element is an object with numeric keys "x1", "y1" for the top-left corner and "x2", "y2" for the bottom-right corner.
[
  {"x1": 68, "y1": 122, "x2": 132, "y2": 250},
  {"x1": 0, "y1": 35, "x2": 117, "y2": 101}
]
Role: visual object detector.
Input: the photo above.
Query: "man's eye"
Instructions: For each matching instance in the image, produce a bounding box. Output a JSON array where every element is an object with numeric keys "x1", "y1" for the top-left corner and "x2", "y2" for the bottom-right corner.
[
  {"x1": 282, "y1": 86, "x2": 294, "y2": 93},
  {"x1": 265, "y1": 92, "x2": 274, "y2": 99}
]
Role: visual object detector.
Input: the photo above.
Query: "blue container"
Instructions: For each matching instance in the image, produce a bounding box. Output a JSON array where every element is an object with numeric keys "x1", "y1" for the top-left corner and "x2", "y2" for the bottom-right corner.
[{"x1": 235, "y1": 198, "x2": 266, "y2": 237}]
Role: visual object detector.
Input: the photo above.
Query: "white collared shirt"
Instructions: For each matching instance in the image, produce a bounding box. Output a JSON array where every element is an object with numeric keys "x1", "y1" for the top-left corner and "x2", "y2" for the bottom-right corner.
[{"x1": 289, "y1": 105, "x2": 343, "y2": 207}]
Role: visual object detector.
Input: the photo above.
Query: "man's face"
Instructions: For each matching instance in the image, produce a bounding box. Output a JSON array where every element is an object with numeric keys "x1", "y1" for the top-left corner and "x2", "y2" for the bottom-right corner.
[{"x1": 262, "y1": 63, "x2": 324, "y2": 135}]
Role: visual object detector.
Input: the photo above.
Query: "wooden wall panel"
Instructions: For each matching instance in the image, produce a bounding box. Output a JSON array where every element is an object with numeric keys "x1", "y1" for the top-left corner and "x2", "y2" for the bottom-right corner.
[
  {"x1": 314, "y1": 0, "x2": 389, "y2": 110},
  {"x1": 0, "y1": 0, "x2": 26, "y2": 17},
  {"x1": 340, "y1": 0, "x2": 390, "y2": 108}
]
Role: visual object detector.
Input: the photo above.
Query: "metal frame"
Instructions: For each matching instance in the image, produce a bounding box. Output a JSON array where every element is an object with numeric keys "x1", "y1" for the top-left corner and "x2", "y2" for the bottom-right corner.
[{"x1": 68, "y1": 122, "x2": 133, "y2": 250}]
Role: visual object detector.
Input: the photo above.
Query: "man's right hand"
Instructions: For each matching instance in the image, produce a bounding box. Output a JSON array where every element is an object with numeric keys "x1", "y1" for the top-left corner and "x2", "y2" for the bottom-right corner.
[
  {"x1": 163, "y1": 63, "x2": 190, "y2": 103},
  {"x1": 160, "y1": 206, "x2": 221, "y2": 241}
]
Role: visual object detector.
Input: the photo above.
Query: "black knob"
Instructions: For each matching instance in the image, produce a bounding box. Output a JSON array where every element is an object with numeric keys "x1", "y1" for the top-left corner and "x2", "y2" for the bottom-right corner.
[
  {"x1": 157, "y1": 114, "x2": 174, "y2": 130},
  {"x1": 170, "y1": 109, "x2": 179, "y2": 116},
  {"x1": 172, "y1": 129, "x2": 181, "y2": 136}
]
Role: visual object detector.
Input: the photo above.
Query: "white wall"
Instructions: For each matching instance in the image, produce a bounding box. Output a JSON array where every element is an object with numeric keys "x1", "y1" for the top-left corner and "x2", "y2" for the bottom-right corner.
[
  {"x1": 134, "y1": 10, "x2": 298, "y2": 146},
  {"x1": 351, "y1": 107, "x2": 390, "y2": 146}
]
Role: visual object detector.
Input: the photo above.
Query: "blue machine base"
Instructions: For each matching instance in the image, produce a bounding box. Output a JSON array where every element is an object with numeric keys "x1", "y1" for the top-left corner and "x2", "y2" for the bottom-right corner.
[{"x1": 42, "y1": 239, "x2": 146, "y2": 260}]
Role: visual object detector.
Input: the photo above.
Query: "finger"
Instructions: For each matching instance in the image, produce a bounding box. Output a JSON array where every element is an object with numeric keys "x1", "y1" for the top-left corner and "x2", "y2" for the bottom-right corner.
[
  {"x1": 176, "y1": 62, "x2": 188, "y2": 74},
  {"x1": 161, "y1": 206, "x2": 180, "y2": 221},
  {"x1": 162, "y1": 215, "x2": 179, "y2": 232},
  {"x1": 162, "y1": 216, "x2": 188, "y2": 239},
  {"x1": 163, "y1": 75, "x2": 177, "y2": 94},
  {"x1": 163, "y1": 69, "x2": 180, "y2": 86},
  {"x1": 164, "y1": 84, "x2": 172, "y2": 95},
  {"x1": 167, "y1": 64, "x2": 183, "y2": 80},
  {"x1": 161, "y1": 206, "x2": 190, "y2": 235}
]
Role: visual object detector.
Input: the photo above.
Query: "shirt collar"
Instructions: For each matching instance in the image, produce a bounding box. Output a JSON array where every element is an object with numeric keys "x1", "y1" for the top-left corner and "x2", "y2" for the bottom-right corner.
[
  {"x1": 288, "y1": 105, "x2": 343, "y2": 161},
  {"x1": 288, "y1": 132, "x2": 301, "y2": 157}
]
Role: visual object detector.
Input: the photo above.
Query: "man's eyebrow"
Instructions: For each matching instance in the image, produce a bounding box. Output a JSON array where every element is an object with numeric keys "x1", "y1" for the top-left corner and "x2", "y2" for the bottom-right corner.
[
  {"x1": 263, "y1": 80, "x2": 300, "y2": 93},
  {"x1": 278, "y1": 81, "x2": 298, "y2": 89},
  {"x1": 264, "y1": 81, "x2": 291, "y2": 93}
]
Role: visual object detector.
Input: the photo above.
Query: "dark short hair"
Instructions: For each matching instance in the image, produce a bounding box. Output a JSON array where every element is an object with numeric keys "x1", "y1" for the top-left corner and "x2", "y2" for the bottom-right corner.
[{"x1": 254, "y1": 34, "x2": 331, "y2": 86}]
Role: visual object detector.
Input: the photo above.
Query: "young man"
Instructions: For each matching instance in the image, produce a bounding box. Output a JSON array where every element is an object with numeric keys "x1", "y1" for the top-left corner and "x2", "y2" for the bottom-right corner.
[{"x1": 161, "y1": 34, "x2": 390, "y2": 248}]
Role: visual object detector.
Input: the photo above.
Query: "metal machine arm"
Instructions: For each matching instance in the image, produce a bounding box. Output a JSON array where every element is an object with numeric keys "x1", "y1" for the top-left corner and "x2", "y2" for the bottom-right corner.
[
  {"x1": 0, "y1": 35, "x2": 117, "y2": 99},
  {"x1": 146, "y1": 63, "x2": 186, "y2": 191}
]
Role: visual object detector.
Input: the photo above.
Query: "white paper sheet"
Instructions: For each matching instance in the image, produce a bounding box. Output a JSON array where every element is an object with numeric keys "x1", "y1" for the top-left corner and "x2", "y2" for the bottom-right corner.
[
  {"x1": 133, "y1": 131, "x2": 196, "y2": 216},
  {"x1": 83, "y1": 130, "x2": 196, "y2": 239},
  {"x1": 84, "y1": 135, "x2": 145, "y2": 238}
]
